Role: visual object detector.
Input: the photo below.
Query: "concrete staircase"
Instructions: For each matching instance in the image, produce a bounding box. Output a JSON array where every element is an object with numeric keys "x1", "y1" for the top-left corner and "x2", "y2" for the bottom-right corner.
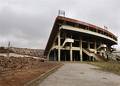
[
  {"x1": 62, "y1": 38, "x2": 74, "y2": 47},
  {"x1": 82, "y1": 48, "x2": 107, "y2": 61}
]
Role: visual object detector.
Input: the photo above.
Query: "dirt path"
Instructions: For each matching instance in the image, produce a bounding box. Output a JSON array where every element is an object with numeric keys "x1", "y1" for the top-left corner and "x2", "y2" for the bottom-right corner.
[{"x1": 38, "y1": 63, "x2": 120, "y2": 86}]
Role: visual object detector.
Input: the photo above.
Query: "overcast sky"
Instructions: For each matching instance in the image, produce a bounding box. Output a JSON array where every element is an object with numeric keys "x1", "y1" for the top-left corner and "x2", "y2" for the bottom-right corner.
[{"x1": 0, "y1": 0, "x2": 120, "y2": 49}]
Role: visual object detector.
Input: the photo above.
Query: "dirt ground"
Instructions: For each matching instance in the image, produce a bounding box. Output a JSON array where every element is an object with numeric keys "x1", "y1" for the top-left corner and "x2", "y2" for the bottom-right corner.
[{"x1": 0, "y1": 56, "x2": 60, "y2": 86}]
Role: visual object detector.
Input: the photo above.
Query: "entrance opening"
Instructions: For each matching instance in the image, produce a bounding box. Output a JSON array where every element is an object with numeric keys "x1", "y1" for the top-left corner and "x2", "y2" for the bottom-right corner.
[
  {"x1": 61, "y1": 50, "x2": 70, "y2": 61},
  {"x1": 82, "y1": 42, "x2": 88, "y2": 48},
  {"x1": 73, "y1": 51, "x2": 80, "y2": 61},
  {"x1": 49, "y1": 50, "x2": 58, "y2": 61},
  {"x1": 83, "y1": 52, "x2": 89, "y2": 61}
]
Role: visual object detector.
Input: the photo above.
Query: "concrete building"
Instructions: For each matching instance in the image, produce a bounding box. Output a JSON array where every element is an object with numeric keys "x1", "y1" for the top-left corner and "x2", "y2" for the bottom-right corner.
[{"x1": 44, "y1": 16, "x2": 117, "y2": 61}]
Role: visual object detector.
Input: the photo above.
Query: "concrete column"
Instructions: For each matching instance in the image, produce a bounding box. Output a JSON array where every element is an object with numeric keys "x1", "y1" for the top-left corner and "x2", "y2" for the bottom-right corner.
[
  {"x1": 87, "y1": 42, "x2": 91, "y2": 61},
  {"x1": 88, "y1": 42, "x2": 90, "y2": 49},
  {"x1": 58, "y1": 32, "x2": 61, "y2": 61},
  {"x1": 47, "y1": 52, "x2": 50, "y2": 61},
  {"x1": 100, "y1": 42, "x2": 102, "y2": 56},
  {"x1": 47, "y1": 49, "x2": 51, "y2": 61},
  {"x1": 80, "y1": 39, "x2": 83, "y2": 62},
  {"x1": 92, "y1": 41, "x2": 96, "y2": 61},
  {"x1": 70, "y1": 43, "x2": 73, "y2": 61},
  {"x1": 94, "y1": 41, "x2": 97, "y2": 53}
]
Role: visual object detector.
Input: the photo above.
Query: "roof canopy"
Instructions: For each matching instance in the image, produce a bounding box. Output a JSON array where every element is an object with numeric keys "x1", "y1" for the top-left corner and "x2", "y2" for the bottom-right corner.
[{"x1": 44, "y1": 16, "x2": 117, "y2": 56}]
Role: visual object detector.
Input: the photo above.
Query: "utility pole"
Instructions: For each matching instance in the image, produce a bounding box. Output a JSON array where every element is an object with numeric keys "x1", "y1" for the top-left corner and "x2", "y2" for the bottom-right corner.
[{"x1": 7, "y1": 41, "x2": 11, "y2": 58}]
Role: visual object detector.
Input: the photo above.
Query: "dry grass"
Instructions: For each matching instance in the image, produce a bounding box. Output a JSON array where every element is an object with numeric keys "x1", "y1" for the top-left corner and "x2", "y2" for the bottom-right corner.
[{"x1": 88, "y1": 61, "x2": 120, "y2": 75}]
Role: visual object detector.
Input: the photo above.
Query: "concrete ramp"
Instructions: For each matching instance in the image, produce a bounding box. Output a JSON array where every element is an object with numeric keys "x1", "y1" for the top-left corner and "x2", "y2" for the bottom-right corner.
[{"x1": 38, "y1": 63, "x2": 120, "y2": 86}]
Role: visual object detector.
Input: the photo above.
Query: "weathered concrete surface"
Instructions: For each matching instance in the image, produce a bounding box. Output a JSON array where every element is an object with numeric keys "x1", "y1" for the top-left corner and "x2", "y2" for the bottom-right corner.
[{"x1": 38, "y1": 63, "x2": 120, "y2": 86}]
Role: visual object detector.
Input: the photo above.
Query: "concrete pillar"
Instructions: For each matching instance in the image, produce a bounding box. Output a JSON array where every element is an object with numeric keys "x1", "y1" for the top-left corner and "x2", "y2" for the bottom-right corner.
[
  {"x1": 100, "y1": 42, "x2": 102, "y2": 56},
  {"x1": 80, "y1": 39, "x2": 83, "y2": 62},
  {"x1": 88, "y1": 42, "x2": 90, "y2": 49},
  {"x1": 58, "y1": 32, "x2": 61, "y2": 61},
  {"x1": 92, "y1": 41, "x2": 96, "y2": 61},
  {"x1": 88, "y1": 42, "x2": 91, "y2": 61},
  {"x1": 47, "y1": 50, "x2": 51, "y2": 61},
  {"x1": 47, "y1": 52, "x2": 50, "y2": 61},
  {"x1": 94, "y1": 41, "x2": 97, "y2": 53},
  {"x1": 70, "y1": 43, "x2": 73, "y2": 61}
]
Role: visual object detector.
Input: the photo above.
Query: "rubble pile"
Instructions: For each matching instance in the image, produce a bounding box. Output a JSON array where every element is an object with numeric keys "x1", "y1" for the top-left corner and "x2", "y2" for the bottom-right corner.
[
  {"x1": 10, "y1": 47, "x2": 44, "y2": 57},
  {"x1": 0, "y1": 47, "x2": 8, "y2": 53},
  {"x1": 0, "y1": 56, "x2": 45, "y2": 73},
  {"x1": 0, "y1": 47, "x2": 45, "y2": 58}
]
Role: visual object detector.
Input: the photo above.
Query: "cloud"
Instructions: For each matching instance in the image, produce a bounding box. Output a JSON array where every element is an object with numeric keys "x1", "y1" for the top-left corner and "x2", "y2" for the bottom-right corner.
[
  {"x1": 0, "y1": 0, "x2": 120, "y2": 49},
  {"x1": 0, "y1": 5, "x2": 51, "y2": 48}
]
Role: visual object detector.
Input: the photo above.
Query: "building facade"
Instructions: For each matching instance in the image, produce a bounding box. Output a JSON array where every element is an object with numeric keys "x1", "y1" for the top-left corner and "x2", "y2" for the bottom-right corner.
[{"x1": 44, "y1": 16, "x2": 117, "y2": 61}]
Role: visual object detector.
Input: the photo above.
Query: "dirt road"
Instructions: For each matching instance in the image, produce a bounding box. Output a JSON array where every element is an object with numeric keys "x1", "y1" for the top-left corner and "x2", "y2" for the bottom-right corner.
[{"x1": 38, "y1": 63, "x2": 120, "y2": 86}]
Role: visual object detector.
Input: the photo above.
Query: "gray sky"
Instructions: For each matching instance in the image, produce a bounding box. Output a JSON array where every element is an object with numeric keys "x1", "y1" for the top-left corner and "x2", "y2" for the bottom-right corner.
[{"x1": 0, "y1": 0, "x2": 120, "y2": 49}]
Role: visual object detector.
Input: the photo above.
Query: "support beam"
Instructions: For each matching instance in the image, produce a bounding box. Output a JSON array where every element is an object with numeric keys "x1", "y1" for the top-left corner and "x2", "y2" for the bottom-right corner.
[
  {"x1": 47, "y1": 51, "x2": 50, "y2": 61},
  {"x1": 58, "y1": 31, "x2": 61, "y2": 61},
  {"x1": 80, "y1": 39, "x2": 83, "y2": 62},
  {"x1": 92, "y1": 41, "x2": 97, "y2": 61},
  {"x1": 88, "y1": 42, "x2": 90, "y2": 49},
  {"x1": 47, "y1": 48, "x2": 52, "y2": 61},
  {"x1": 94, "y1": 41, "x2": 97, "y2": 53},
  {"x1": 88, "y1": 42, "x2": 91, "y2": 61},
  {"x1": 70, "y1": 43, "x2": 73, "y2": 61}
]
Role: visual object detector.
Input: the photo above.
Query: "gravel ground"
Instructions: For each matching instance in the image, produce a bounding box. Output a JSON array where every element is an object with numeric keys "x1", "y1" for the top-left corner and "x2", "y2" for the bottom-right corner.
[{"x1": 38, "y1": 63, "x2": 120, "y2": 86}]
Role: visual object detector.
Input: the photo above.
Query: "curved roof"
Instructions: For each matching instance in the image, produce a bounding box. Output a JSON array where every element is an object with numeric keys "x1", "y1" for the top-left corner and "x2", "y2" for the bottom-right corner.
[
  {"x1": 57, "y1": 16, "x2": 117, "y2": 39},
  {"x1": 44, "y1": 16, "x2": 117, "y2": 56}
]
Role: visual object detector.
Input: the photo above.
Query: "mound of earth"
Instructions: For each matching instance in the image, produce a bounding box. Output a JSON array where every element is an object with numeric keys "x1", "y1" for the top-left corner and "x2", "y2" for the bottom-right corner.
[
  {"x1": 0, "y1": 47, "x2": 45, "y2": 58},
  {"x1": 0, "y1": 56, "x2": 60, "y2": 86}
]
